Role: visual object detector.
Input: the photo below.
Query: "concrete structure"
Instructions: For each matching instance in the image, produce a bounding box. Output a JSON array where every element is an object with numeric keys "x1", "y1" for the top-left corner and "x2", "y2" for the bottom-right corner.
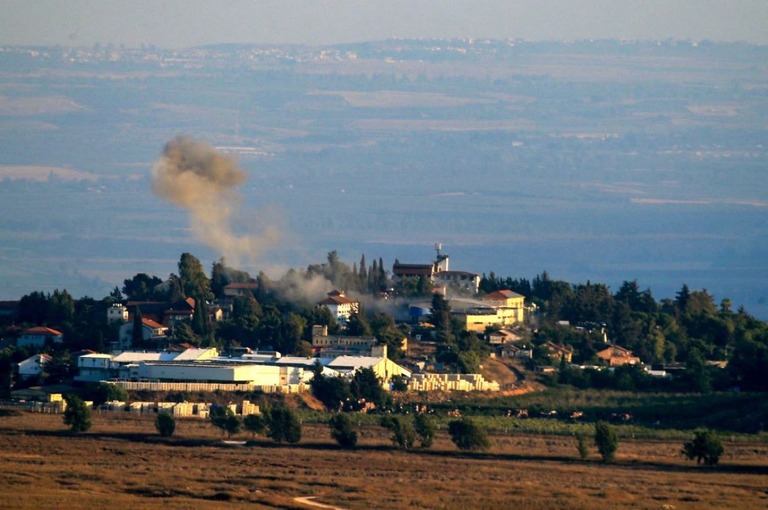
[
  {"x1": 407, "y1": 373, "x2": 499, "y2": 392},
  {"x1": 17, "y1": 327, "x2": 63, "y2": 348},
  {"x1": 433, "y1": 270, "x2": 481, "y2": 294},
  {"x1": 76, "y1": 353, "x2": 115, "y2": 382}
]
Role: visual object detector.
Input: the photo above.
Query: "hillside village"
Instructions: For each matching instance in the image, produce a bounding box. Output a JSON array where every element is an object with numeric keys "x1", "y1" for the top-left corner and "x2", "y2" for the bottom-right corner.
[{"x1": 1, "y1": 248, "x2": 767, "y2": 415}]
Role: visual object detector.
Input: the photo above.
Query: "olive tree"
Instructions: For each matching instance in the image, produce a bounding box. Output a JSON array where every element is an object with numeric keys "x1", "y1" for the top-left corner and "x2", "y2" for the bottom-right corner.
[
  {"x1": 682, "y1": 429, "x2": 724, "y2": 466},
  {"x1": 413, "y1": 413, "x2": 437, "y2": 448},
  {"x1": 448, "y1": 418, "x2": 491, "y2": 451}
]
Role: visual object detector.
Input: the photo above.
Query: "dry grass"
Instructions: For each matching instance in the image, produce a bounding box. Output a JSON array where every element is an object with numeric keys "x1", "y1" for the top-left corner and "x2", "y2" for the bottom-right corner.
[{"x1": 1, "y1": 411, "x2": 766, "y2": 509}]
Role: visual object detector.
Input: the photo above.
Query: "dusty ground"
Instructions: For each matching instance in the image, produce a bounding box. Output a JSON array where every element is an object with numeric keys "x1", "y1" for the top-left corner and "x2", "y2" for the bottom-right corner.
[{"x1": 0, "y1": 411, "x2": 766, "y2": 509}]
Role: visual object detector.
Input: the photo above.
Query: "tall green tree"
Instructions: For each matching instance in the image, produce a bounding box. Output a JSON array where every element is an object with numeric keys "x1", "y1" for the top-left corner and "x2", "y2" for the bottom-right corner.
[
  {"x1": 380, "y1": 416, "x2": 416, "y2": 450},
  {"x1": 131, "y1": 306, "x2": 144, "y2": 348},
  {"x1": 430, "y1": 293, "x2": 454, "y2": 343},
  {"x1": 594, "y1": 421, "x2": 618, "y2": 462},
  {"x1": 178, "y1": 252, "x2": 212, "y2": 300},
  {"x1": 121, "y1": 273, "x2": 163, "y2": 301}
]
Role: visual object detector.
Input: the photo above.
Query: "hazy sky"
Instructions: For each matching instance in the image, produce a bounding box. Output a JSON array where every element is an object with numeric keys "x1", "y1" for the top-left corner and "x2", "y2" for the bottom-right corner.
[{"x1": 2, "y1": 0, "x2": 767, "y2": 48}]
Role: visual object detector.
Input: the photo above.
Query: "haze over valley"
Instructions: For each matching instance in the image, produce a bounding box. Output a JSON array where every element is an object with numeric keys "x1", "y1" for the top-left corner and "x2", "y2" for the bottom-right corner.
[{"x1": 0, "y1": 39, "x2": 766, "y2": 316}]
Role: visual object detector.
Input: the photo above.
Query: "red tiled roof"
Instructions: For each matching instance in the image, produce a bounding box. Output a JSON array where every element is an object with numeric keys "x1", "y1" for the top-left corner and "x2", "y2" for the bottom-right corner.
[
  {"x1": 485, "y1": 290, "x2": 524, "y2": 300},
  {"x1": 23, "y1": 326, "x2": 63, "y2": 336},
  {"x1": 141, "y1": 318, "x2": 166, "y2": 329}
]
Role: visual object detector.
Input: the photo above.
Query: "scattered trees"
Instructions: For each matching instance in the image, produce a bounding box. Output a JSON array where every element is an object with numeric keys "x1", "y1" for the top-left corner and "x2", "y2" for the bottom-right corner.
[
  {"x1": 682, "y1": 429, "x2": 724, "y2": 466},
  {"x1": 155, "y1": 412, "x2": 176, "y2": 437},
  {"x1": 594, "y1": 421, "x2": 618, "y2": 462},
  {"x1": 329, "y1": 413, "x2": 358, "y2": 448},
  {"x1": 63, "y1": 395, "x2": 92, "y2": 433},
  {"x1": 447, "y1": 418, "x2": 490, "y2": 451}
]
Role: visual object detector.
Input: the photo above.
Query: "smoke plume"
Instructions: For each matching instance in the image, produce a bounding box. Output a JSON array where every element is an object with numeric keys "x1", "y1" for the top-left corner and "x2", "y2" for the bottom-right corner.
[{"x1": 152, "y1": 135, "x2": 279, "y2": 265}]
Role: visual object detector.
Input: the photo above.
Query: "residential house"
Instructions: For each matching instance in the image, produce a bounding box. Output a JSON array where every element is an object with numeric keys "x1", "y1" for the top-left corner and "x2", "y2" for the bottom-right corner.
[
  {"x1": 107, "y1": 304, "x2": 129, "y2": 323},
  {"x1": 597, "y1": 345, "x2": 641, "y2": 366},
  {"x1": 543, "y1": 341, "x2": 574, "y2": 363},
  {"x1": 487, "y1": 329, "x2": 523, "y2": 345},
  {"x1": 114, "y1": 318, "x2": 169, "y2": 351},
  {"x1": 317, "y1": 290, "x2": 359, "y2": 327},
  {"x1": 17, "y1": 327, "x2": 64, "y2": 348},
  {"x1": 17, "y1": 353, "x2": 52, "y2": 380}
]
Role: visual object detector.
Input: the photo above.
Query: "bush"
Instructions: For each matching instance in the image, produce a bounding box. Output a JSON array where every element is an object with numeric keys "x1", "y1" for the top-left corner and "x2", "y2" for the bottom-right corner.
[
  {"x1": 594, "y1": 421, "x2": 618, "y2": 462},
  {"x1": 576, "y1": 432, "x2": 590, "y2": 460},
  {"x1": 267, "y1": 406, "x2": 302, "y2": 443},
  {"x1": 155, "y1": 412, "x2": 176, "y2": 437},
  {"x1": 413, "y1": 413, "x2": 436, "y2": 448},
  {"x1": 682, "y1": 429, "x2": 724, "y2": 466},
  {"x1": 329, "y1": 413, "x2": 358, "y2": 448},
  {"x1": 380, "y1": 416, "x2": 416, "y2": 450},
  {"x1": 448, "y1": 418, "x2": 491, "y2": 451},
  {"x1": 63, "y1": 395, "x2": 92, "y2": 433}
]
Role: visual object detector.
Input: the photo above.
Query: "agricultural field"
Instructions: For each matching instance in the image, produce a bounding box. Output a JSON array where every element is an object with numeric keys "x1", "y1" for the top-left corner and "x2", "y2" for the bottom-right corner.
[{"x1": 1, "y1": 410, "x2": 766, "y2": 509}]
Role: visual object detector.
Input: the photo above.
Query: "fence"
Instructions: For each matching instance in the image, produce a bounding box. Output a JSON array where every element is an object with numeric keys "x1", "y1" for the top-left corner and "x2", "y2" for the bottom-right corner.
[{"x1": 111, "y1": 381, "x2": 308, "y2": 394}]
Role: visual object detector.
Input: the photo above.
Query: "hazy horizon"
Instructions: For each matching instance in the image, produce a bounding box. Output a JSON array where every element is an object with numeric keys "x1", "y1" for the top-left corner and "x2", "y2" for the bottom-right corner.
[{"x1": 2, "y1": 1, "x2": 767, "y2": 48}]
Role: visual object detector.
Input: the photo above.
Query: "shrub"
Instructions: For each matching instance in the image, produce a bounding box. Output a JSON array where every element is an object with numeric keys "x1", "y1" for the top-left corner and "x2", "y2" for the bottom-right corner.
[
  {"x1": 448, "y1": 418, "x2": 491, "y2": 451},
  {"x1": 576, "y1": 432, "x2": 590, "y2": 460},
  {"x1": 329, "y1": 413, "x2": 358, "y2": 448},
  {"x1": 63, "y1": 395, "x2": 92, "y2": 433},
  {"x1": 413, "y1": 413, "x2": 436, "y2": 448},
  {"x1": 594, "y1": 421, "x2": 618, "y2": 462},
  {"x1": 682, "y1": 429, "x2": 724, "y2": 466},
  {"x1": 380, "y1": 416, "x2": 416, "y2": 450},
  {"x1": 155, "y1": 412, "x2": 176, "y2": 437}
]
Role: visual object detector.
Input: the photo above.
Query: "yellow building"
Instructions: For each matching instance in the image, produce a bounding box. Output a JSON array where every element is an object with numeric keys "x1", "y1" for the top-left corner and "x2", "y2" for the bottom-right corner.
[{"x1": 461, "y1": 290, "x2": 526, "y2": 332}]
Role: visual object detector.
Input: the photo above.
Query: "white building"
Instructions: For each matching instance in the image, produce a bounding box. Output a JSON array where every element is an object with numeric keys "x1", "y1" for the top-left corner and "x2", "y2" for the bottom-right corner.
[
  {"x1": 317, "y1": 290, "x2": 359, "y2": 327},
  {"x1": 17, "y1": 353, "x2": 52, "y2": 380}
]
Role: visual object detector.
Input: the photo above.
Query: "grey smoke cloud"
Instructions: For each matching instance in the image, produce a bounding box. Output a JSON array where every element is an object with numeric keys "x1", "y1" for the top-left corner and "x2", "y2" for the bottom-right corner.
[{"x1": 151, "y1": 135, "x2": 279, "y2": 265}]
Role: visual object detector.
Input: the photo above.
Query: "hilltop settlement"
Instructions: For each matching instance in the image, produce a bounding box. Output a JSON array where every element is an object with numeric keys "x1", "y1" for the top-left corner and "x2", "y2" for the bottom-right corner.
[{"x1": 1, "y1": 248, "x2": 767, "y2": 415}]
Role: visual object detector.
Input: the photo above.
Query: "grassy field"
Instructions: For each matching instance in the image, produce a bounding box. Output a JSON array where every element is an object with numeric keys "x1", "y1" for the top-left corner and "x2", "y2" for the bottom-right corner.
[{"x1": 1, "y1": 410, "x2": 767, "y2": 509}]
